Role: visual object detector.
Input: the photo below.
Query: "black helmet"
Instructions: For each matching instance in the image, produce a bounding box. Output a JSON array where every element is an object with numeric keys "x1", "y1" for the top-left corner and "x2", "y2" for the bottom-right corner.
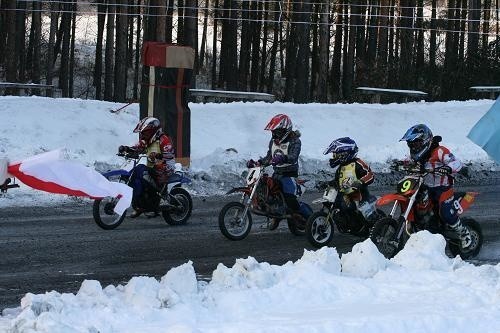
[{"x1": 400, "y1": 124, "x2": 433, "y2": 161}]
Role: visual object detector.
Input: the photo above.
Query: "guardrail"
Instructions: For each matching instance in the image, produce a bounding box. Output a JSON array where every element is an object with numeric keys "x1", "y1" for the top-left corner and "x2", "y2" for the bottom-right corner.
[
  {"x1": 0, "y1": 82, "x2": 57, "y2": 96},
  {"x1": 189, "y1": 89, "x2": 275, "y2": 102},
  {"x1": 356, "y1": 87, "x2": 428, "y2": 103}
]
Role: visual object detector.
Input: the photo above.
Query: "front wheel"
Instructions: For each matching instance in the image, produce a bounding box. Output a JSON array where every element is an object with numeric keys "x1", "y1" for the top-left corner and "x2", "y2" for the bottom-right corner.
[
  {"x1": 162, "y1": 187, "x2": 193, "y2": 225},
  {"x1": 219, "y1": 202, "x2": 253, "y2": 241},
  {"x1": 370, "y1": 217, "x2": 404, "y2": 259},
  {"x1": 93, "y1": 197, "x2": 127, "y2": 230},
  {"x1": 448, "y1": 218, "x2": 483, "y2": 259},
  {"x1": 306, "y1": 211, "x2": 334, "y2": 248}
]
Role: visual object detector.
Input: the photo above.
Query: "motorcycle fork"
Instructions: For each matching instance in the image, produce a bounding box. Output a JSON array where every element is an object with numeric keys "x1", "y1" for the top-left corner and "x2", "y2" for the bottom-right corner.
[{"x1": 239, "y1": 175, "x2": 262, "y2": 220}]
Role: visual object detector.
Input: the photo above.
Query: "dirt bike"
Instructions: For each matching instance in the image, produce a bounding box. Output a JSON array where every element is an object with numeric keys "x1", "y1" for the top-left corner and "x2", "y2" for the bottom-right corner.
[
  {"x1": 306, "y1": 185, "x2": 385, "y2": 248},
  {"x1": 93, "y1": 152, "x2": 193, "y2": 230},
  {"x1": 370, "y1": 162, "x2": 483, "y2": 259},
  {"x1": 218, "y1": 165, "x2": 312, "y2": 240}
]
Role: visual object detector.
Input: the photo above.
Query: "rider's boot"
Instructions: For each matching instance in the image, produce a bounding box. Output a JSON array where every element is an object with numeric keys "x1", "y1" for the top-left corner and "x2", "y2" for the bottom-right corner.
[
  {"x1": 450, "y1": 219, "x2": 472, "y2": 248},
  {"x1": 269, "y1": 218, "x2": 281, "y2": 230},
  {"x1": 130, "y1": 208, "x2": 144, "y2": 218}
]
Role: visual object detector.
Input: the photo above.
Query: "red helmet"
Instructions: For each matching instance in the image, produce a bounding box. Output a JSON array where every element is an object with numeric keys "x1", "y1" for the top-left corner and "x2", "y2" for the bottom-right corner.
[
  {"x1": 133, "y1": 117, "x2": 161, "y2": 144},
  {"x1": 264, "y1": 114, "x2": 293, "y2": 144}
]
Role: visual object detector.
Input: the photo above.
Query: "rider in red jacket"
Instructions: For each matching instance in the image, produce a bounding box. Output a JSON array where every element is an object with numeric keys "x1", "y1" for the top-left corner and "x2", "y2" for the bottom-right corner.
[
  {"x1": 400, "y1": 124, "x2": 471, "y2": 248},
  {"x1": 119, "y1": 117, "x2": 175, "y2": 217}
]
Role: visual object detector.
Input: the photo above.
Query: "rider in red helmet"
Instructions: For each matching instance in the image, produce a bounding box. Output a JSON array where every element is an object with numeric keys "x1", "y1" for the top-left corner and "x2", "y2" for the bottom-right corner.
[
  {"x1": 247, "y1": 114, "x2": 311, "y2": 230},
  {"x1": 119, "y1": 117, "x2": 175, "y2": 217}
]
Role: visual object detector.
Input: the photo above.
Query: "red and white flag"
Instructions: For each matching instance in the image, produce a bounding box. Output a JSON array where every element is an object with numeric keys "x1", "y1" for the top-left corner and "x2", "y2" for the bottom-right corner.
[{"x1": 2, "y1": 150, "x2": 131, "y2": 214}]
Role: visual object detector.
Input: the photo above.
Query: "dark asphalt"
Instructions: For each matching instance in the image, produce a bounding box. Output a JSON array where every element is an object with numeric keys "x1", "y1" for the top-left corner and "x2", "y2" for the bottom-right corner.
[{"x1": 1, "y1": 185, "x2": 499, "y2": 311}]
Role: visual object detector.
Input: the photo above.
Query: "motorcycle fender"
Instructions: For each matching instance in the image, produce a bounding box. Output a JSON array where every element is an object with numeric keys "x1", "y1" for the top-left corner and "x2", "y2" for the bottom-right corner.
[
  {"x1": 226, "y1": 187, "x2": 251, "y2": 195},
  {"x1": 456, "y1": 192, "x2": 478, "y2": 214},
  {"x1": 102, "y1": 169, "x2": 130, "y2": 180},
  {"x1": 376, "y1": 193, "x2": 408, "y2": 207}
]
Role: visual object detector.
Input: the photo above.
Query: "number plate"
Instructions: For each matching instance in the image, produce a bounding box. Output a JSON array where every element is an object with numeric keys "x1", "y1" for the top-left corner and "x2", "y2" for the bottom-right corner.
[{"x1": 397, "y1": 177, "x2": 418, "y2": 194}]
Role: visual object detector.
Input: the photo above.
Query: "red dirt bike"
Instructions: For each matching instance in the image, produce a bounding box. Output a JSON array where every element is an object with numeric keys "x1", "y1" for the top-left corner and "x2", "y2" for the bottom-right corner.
[
  {"x1": 218, "y1": 165, "x2": 312, "y2": 240},
  {"x1": 370, "y1": 162, "x2": 483, "y2": 259}
]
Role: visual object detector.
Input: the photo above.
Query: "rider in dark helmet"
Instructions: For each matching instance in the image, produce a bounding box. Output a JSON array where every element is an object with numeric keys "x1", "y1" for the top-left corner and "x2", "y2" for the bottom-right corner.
[
  {"x1": 247, "y1": 114, "x2": 312, "y2": 230},
  {"x1": 400, "y1": 124, "x2": 471, "y2": 248},
  {"x1": 324, "y1": 137, "x2": 376, "y2": 220},
  {"x1": 119, "y1": 117, "x2": 176, "y2": 218}
]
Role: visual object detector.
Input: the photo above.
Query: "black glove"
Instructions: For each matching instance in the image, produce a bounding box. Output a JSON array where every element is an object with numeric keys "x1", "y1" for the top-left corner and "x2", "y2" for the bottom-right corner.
[
  {"x1": 247, "y1": 159, "x2": 260, "y2": 168},
  {"x1": 350, "y1": 180, "x2": 362, "y2": 191},
  {"x1": 434, "y1": 166, "x2": 452, "y2": 176},
  {"x1": 118, "y1": 145, "x2": 129, "y2": 154}
]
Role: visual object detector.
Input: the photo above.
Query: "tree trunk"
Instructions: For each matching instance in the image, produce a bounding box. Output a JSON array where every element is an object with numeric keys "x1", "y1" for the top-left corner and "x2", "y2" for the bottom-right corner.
[
  {"x1": 317, "y1": 0, "x2": 329, "y2": 103},
  {"x1": 16, "y1": 0, "x2": 26, "y2": 83},
  {"x1": 482, "y1": 0, "x2": 492, "y2": 53},
  {"x1": 398, "y1": 0, "x2": 415, "y2": 89},
  {"x1": 259, "y1": 0, "x2": 269, "y2": 91},
  {"x1": 69, "y1": 1, "x2": 77, "y2": 97},
  {"x1": 115, "y1": 0, "x2": 128, "y2": 102},
  {"x1": 5, "y1": 0, "x2": 17, "y2": 95},
  {"x1": 199, "y1": 0, "x2": 209, "y2": 69},
  {"x1": 104, "y1": 1, "x2": 115, "y2": 101},
  {"x1": 330, "y1": 2, "x2": 343, "y2": 99},
  {"x1": 94, "y1": 0, "x2": 106, "y2": 100},
  {"x1": 429, "y1": 0, "x2": 437, "y2": 68},
  {"x1": 238, "y1": 0, "x2": 251, "y2": 90},
  {"x1": 46, "y1": 1, "x2": 59, "y2": 97},
  {"x1": 211, "y1": 0, "x2": 218, "y2": 89},
  {"x1": 267, "y1": 1, "x2": 280, "y2": 93},
  {"x1": 219, "y1": 0, "x2": 238, "y2": 90},
  {"x1": 343, "y1": 2, "x2": 357, "y2": 100},
  {"x1": 31, "y1": 0, "x2": 42, "y2": 91},
  {"x1": 184, "y1": 0, "x2": 198, "y2": 82},
  {"x1": 177, "y1": 0, "x2": 184, "y2": 43},
  {"x1": 133, "y1": 0, "x2": 142, "y2": 100},
  {"x1": 415, "y1": 0, "x2": 424, "y2": 85},
  {"x1": 59, "y1": 2, "x2": 72, "y2": 97},
  {"x1": 376, "y1": 0, "x2": 389, "y2": 86},
  {"x1": 468, "y1": 0, "x2": 481, "y2": 62},
  {"x1": 250, "y1": 0, "x2": 262, "y2": 91}
]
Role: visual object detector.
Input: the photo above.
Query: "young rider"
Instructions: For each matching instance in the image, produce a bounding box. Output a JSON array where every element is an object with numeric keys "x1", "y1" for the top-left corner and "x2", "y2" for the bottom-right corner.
[
  {"x1": 324, "y1": 137, "x2": 377, "y2": 221},
  {"x1": 247, "y1": 114, "x2": 311, "y2": 230},
  {"x1": 119, "y1": 117, "x2": 175, "y2": 217},
  {"x1": 399, "y1": 124, "x2": 471, "y2": 248}
]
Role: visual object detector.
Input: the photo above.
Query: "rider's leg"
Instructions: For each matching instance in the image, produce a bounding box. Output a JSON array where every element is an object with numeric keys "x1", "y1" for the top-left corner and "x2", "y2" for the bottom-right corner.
[
  {"x1": 430, "y1": 187, "x2": 471, "y2": 248},
  {"x1": 280, "y1": 176, "x2": 311, "y2": 226},
  {"x1": 130, "y1": 164, "x2": 149, "y2": 218}
]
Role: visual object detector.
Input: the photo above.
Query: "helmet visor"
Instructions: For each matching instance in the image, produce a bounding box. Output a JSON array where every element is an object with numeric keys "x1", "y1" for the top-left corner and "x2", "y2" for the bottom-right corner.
[
  {"x1": 272, "y1": 129, "x2": 287, "y2": 141},
  {"x1": 407, "y1": 139, "x2": 424, "y2": 154}
]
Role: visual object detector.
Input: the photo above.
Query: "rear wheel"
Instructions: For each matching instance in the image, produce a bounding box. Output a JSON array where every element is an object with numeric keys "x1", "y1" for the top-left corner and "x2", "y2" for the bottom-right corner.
[
  {"x1": 306, "y1": 211, "x2": 334, "y2": 248},
  {"x1": 162, "y1": 187, "x2": 193, "y2": 225},
  {"x1": 93, "y1": 197, "x2": 127, "y2": 230},
  {"x1": 370, "y1": 217, "x2": 403, "y2": 258},
  {"x1": 219, "y1": 202, "x2": 253, "y2": 241},
  {"x1": 448, "y1": 218, "x2": 483, "y2": 259}
]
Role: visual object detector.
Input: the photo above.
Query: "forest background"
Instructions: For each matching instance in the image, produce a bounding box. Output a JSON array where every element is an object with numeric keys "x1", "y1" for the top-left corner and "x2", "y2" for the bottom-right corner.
[{"x1": 0, "y1": 0, "x2": 499, "y2": 103}]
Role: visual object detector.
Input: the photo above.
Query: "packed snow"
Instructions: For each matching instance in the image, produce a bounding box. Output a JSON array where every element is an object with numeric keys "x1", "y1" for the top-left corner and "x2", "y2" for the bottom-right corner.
[{"x1": 1, "y1": 96, "x2": 500, "y2": 332}]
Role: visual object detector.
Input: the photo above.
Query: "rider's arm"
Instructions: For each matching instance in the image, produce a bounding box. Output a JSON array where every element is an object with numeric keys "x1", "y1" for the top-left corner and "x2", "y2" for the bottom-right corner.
[
  {"x1": 438, "y1": 146, "x2": 462, "y2": 174},
  {"x1": 258, "y1": 140, "x2": 273, "y2": 166},
  {"x1": 285, "y1": 138, "x2": 301, "y2": 165},
  {"x1": 158, "y1": 135, "x2": 176, "y2": 175},
  {"x1": 355, "y1": 159, "x2": 374, "y2": 186}
]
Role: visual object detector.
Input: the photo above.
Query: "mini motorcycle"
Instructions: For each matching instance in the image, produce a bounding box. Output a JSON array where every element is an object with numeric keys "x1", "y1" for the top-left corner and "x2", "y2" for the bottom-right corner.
[
  {"x1": 218, "y1": 166, "x2": 312, "y2": 240},
  {"x1": 93, "y1": 152, "x2": 193, "y2": 230},
  {"x1": 306, "y1": 185, "x2": 385, "y2": 248},
  {"x1": 370, "y1": 162, "x2": 483, "y2": 259}
]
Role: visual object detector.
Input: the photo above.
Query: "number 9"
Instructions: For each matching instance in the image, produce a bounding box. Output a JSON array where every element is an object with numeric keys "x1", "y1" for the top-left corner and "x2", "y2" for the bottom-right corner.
[{"x1": 401, "y1": 180, "x2": 412, "y2": 192}]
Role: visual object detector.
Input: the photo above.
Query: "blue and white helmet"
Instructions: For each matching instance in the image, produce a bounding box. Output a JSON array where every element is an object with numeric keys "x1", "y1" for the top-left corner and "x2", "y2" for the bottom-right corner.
[
  {"x1": 400, "y1": 124, "x2": 433, "y2": 161},
  {"x1": 323, "y1": 137, "x2": 359, "y2": 168}
]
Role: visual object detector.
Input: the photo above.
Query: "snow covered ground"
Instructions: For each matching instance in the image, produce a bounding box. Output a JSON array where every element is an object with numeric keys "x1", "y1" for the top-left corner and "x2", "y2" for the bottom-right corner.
[{"x1": 1, "y1": 96, "x2": 500, "y2": 332}]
